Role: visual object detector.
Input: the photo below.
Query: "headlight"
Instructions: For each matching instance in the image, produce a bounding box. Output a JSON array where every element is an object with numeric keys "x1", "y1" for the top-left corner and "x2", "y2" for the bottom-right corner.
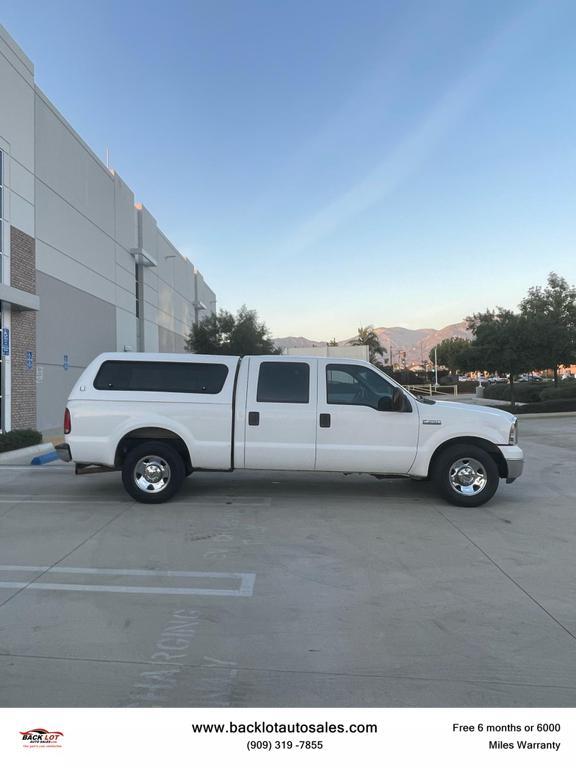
[{"x1": 509, "y1": 419, "x2": 518, "y2": 445}]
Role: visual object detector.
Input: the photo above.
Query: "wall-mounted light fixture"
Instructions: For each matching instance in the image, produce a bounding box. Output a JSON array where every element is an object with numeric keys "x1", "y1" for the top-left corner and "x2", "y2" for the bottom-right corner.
[{"x1": 130, "y1": 248, "x2": 157, "y2": 267}]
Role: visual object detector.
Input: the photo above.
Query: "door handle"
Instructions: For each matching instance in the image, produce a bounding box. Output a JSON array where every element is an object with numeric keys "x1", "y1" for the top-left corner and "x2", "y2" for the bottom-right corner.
[
  {"x1": 319, "y1": 413, "x2": 331, "y2": 428},
  {"x1": 248, "y1": 411, "x2": 260, "y2": 426}
]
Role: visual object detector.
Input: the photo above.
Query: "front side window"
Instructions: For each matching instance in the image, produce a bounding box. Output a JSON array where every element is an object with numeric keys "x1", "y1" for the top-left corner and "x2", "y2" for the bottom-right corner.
[
  {"x1": 326, "y1": 364, "x2": 396, "y2": 410},
  {"x1": 94, "y1": 361, "x2": 229, "y2": 393},
  {"x1": 257, "y1": 362, "x2": 310, "y2": 403}
]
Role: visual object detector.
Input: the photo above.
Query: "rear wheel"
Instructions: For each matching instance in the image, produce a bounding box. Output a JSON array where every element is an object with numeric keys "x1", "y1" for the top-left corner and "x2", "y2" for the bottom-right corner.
[
  {"x1": 432, "y1": 444, "x2": 499, "y2": 507},
  {"x1": 122, "y1": 441, "x2": 185, "y2": 504}
]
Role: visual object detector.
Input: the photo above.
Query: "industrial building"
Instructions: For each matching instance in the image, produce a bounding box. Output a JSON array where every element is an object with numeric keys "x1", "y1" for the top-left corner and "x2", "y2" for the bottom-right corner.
[
  {"x1": 284, "y1": 345, "x2": 369, "y2": 360},
  {"x1": 0, "y1": 25, "x2": 216, "y2": 434}
]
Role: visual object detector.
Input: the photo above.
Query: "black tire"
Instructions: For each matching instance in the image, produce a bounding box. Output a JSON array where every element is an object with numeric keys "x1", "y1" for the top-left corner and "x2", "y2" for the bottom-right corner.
[
  {"x1": 432, "y1": 444, "x2": 499, "y2": 507},
  {"x1": 121, "y1": 441, "x2": 185, "y2": 504}
]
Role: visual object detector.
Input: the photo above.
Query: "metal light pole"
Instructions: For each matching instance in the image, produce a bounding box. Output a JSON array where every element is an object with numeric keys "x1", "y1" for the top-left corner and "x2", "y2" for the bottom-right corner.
[{"x1": 434, "y1": 346, "x2": 438, "y2": 388}]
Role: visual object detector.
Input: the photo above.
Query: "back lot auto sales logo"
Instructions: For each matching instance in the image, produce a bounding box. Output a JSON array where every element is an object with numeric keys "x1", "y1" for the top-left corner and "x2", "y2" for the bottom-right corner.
[{"x1": 20, "y1": 728, "x2": 64, "y2": 748}]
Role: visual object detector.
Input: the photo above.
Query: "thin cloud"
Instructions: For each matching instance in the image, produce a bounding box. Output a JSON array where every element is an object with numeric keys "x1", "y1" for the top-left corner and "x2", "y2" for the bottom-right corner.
[{"x1": 277, "y1": 0, "x2": 555, "y2": 257}]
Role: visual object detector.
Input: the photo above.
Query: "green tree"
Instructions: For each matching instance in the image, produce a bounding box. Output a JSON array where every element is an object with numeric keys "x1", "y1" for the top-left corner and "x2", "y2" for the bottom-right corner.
[
  {"x1": 186, "y1": 310, "x2": 235, "y2": 354},
  {"x1": 429, "y1": 337, "x2": 472, "y2": 373},
  {"x1": 466, "y1": 309, "x2": 536, "y2": 406},
  {"x1": 328, "y1": 338, "x2": 338, "y2": 347},
  {"x1": 186, "y1": 305, "x2": 279, "y2": 355},
  {"x1": 353, "y1": 326, "x2": 387, "y2": 366},
  {"x1": 519, "y1": 272, "x2": 576, "y2": 387},
  {"x1": 453, "y1": 341, "x2": 482, "y2": 375}
]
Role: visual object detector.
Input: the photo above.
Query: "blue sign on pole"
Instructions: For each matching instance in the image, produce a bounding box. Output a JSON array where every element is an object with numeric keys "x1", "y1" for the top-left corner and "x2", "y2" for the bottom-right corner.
[
  {"x1": 63, "y1": 354, "x2": 69, "y2": 371},
  {"x1": 26, "y1": 351, "x2": 33, "y2": 370},
  {"x1": 2, "y1": 328, "x2": 9, "y2": 356}
]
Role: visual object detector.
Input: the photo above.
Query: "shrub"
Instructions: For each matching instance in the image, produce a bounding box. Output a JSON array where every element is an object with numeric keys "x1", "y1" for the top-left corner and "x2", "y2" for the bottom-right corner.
[
  {"x1": 539, "y1": 384, "x2": 576, "y2": 401},
  {"x1": 483, "y1": 383, "x2": 508, "y2": 399},
  {"x1": 456, "y1": 380, "x2": 478, "y2": 394},
  {"x1": 496, "y1": 399, "x2": 576, "y2": 414},
  {"x1": 484, "y1": 382, "x2": 545, "y2": 402},
  {"x1": 0, "y1": 429, "x2": 43, "y2": 454},
  {"x1": 388, "y1": 370, "x2": 427, "y2": 385}
]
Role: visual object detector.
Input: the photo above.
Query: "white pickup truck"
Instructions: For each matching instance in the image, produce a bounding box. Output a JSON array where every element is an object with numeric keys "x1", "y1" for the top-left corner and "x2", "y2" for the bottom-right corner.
[{"x1": 56, "y1": 353, "x2": 523, "y2": 506}]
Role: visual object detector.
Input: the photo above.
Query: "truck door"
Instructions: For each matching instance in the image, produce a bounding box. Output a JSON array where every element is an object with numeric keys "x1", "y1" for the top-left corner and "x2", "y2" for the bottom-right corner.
[
  {"x1": 244, "y1": 358, "x2": 317, "y2": 470},
  {"x1": 315, "y1": 362, "x2": 419, "y2": 473}
]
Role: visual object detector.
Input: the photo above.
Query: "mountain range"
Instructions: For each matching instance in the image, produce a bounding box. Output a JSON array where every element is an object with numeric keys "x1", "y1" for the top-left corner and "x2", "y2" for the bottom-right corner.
[{"x1": 273, "y1": 322, "x2": 472, "y2": 365}]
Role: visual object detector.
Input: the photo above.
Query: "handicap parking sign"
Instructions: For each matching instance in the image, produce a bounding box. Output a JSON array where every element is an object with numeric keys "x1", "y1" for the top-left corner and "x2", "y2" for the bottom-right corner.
[
  {"x1": 26, "y1": 351, "x2": 33, "y2": 369},
  {"x1": 63, "y1": 354, "x2": 69, "y2": 371},
  {"x1": 2, "y1": 328, "x2": 9, "y2": 356}
]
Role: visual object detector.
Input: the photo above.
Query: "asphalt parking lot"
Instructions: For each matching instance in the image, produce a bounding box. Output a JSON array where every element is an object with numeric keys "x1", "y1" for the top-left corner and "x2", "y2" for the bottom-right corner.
[{"x1": 0, "y1": 416, "x2": 575, "y2": 708}]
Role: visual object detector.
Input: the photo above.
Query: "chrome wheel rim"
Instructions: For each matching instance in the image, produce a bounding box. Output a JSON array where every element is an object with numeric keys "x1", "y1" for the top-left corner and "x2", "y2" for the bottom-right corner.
[
  {"x1": 448, "y1": 457, "x2": 487, "y2": 496},
  {"x1": 134, "y1": 455, "x2": 171, "y2": 494}
]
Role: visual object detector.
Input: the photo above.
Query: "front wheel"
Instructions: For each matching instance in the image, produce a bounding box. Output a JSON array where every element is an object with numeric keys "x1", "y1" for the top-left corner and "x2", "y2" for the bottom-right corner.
[
  {"x1": 432, "y1": 444, "x2": 499, "y2": 507},
  {"x1": 122, "y1": 441, "x2": 185, "y2": 504}
]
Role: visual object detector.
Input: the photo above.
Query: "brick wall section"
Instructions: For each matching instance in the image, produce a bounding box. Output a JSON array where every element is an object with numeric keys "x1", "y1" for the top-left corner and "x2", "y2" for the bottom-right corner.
[
  {"x1": 10, "y1": 227, "x2": 36, "y2": 294},
  {"x1": 10, "y1": 226, "x2": 37, "y2": 430}
]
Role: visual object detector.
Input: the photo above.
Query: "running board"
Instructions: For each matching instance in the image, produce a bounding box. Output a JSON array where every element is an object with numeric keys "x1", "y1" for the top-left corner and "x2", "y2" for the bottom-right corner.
[{"x1": 75, "y1": 464, "x2": 117, "y2": 475}]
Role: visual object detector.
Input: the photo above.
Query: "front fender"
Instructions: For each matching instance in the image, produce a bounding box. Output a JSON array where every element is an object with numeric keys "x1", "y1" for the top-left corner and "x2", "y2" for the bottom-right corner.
[{"x1": 410, "y1": 427, "x2": 507, "y2": 477}]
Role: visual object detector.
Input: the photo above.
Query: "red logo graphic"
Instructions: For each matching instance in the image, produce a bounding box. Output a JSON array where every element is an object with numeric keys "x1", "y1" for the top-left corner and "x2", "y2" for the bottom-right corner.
[{"x1": 20, "y1": 728, "x2": 64, "y2": 748}]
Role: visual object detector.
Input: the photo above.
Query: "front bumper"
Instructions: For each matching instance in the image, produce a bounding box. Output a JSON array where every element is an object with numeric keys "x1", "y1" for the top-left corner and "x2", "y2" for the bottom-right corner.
[
  {"x1": 55, "y1": 443, "x2": 72, "y2": 462},
  {"x1": 505, "y1": 458, "x2": 524, "y2": 483},
  {"x1": 499, "y1": 445, "x2": 524, "y2": 484}
]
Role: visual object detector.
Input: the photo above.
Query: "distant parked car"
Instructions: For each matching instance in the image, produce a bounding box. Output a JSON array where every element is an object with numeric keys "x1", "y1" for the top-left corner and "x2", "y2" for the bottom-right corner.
[{"x1": 517, "y1": 374, "x2": 543, "y2": 383}]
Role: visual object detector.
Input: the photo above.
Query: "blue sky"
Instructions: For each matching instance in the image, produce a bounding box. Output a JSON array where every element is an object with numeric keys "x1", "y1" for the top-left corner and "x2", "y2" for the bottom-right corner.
[{"x1": 2, "y1": 0, "x2": 576, "y2": 337}]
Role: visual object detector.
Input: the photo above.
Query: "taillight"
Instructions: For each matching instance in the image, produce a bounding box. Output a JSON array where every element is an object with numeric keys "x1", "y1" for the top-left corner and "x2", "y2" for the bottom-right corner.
[{"x1": 64, "y1": 408, "x2": 71, "y2": 434}]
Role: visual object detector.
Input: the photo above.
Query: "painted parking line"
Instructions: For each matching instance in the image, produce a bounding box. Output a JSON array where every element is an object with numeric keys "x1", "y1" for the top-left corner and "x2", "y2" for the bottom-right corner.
[
  {"x1": 0, "y1": 499, "x2": 132, "y2": 505},
  {"x1": 0, "y1": 496, "x2": 271, "y2": 506},
  {"x1": 0, "y1": 565, "x2": 256, "y2": 597}
]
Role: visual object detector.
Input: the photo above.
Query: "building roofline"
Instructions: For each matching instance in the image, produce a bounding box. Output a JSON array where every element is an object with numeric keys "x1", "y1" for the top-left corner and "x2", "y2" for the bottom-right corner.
[
  {"x1": 35, "y1": 86, "x2": 114, "y2": 178},
  {"x1": 0, "y1": 24, "x2": 34, "y2": 75}
]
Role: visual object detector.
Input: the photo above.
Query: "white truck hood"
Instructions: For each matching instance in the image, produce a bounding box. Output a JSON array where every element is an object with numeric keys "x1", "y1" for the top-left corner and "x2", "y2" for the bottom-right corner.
[
  {"x1": 425, "y1": 399, "x2": 515, "y2": 422},
  {"x1": 412, "y1": 397, "x2": 516, "y2": 444}
]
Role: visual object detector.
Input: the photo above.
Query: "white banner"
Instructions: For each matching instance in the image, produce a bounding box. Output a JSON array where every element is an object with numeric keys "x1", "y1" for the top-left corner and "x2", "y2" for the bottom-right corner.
[{"x1": 1, "y1": 708, "x2": 574, "y2": 766}]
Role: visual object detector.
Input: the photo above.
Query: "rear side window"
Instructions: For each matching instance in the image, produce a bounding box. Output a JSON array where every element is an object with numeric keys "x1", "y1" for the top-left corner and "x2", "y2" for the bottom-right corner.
[
  {"x1": 256, "y1": 362, "x2": 310, "y2": 403},
  {"x1": 93, "y1": 361, "x2": 229, "y2": 394}
]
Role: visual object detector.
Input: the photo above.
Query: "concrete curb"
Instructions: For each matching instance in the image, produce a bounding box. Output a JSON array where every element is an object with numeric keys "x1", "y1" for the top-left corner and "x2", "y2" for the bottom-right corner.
[
  {"x1": 517, "y1": 412, "x2": 576, "y2": 420},
  {"x1": 0, "y1": 442, "x2": 55, "y2": 466}
]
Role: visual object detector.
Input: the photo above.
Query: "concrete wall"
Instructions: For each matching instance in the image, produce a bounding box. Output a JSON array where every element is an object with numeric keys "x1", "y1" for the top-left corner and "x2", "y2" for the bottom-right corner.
[
  {"x1": 0, "y1": 26, "x2": 37, "y2": 432},
  {"x1": 33, "y1": 90, "x2": 130, "y2": 431},
  {"x1": 1, "y1": 23, "x2": 218, "y2": 434},
  {"x1": 137, "y1": 205, "x2": 200, "y2": 349},
  {"x1": 158, "y1": 325, "x2": 187, "y2": 353},
  {"x1": 284, "y1": 345, "x2": 370, "y2": 361},
  {"x1": 196, "y1": 271, "x2": 217, "y2": 320},
  {"x1": 36, "y1": 272, "x2": 116, "y2": 433},
  {"x1": 0, "y1": 27, "x2": 35, "y2": 240}
]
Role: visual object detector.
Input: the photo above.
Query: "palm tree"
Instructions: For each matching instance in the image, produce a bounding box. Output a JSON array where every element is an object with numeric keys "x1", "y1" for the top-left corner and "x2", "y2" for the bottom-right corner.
[{"x1": 353, "y1": 326, "x2": 387, "y2": 366}]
